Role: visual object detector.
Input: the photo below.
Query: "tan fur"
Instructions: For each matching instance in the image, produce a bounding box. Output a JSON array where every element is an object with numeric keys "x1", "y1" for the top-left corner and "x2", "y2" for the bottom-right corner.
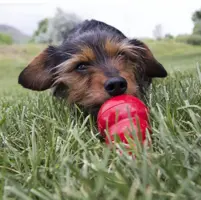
[
  {"x1": 105, "y1": 39, "x2": 143, "y2": 58},
  {"x1": 109, "y1": 57, "x2": 139, "y2": 96},
  {"x1": 80, "y1": 46, "x2": 96, "y2": 61},
  {"x1": 20, "y1": 39, "x2": 148, "y2": 108},
  {"x1": 53, "y1": 44, "x2": 140, "y2": 108}
]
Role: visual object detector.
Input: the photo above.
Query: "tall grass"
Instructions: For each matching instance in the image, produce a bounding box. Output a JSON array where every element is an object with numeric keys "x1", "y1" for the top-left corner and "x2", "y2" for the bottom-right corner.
[{"x1": 0, "y1": 66, "x2": 201, "y2": 199}]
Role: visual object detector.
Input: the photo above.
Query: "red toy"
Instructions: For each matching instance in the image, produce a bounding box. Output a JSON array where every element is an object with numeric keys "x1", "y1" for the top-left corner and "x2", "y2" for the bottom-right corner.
[{"x1": 97, "y1": 94, "x2": 152, "y2": 153}]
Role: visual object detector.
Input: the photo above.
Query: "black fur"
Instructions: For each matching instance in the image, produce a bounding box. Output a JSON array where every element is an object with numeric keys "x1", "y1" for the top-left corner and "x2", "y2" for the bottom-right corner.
[
  {"x1": 19, "y1": 19, "x2": 167, "y2": 111},
  {"x1": 48, "y1": 19, "x2": 166, "y2": 75},
  {"x1": 47, "y1": 20, "x2": 126, "y2": 70}
]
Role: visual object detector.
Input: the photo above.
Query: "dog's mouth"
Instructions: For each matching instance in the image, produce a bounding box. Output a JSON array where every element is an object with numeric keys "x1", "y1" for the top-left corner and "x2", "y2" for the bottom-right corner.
[{"x1": 83, "y1": 94, "x2": 124, "y2": 117}]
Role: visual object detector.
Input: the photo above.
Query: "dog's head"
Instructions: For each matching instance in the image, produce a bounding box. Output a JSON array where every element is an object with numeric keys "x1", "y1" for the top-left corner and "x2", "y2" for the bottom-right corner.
[{"x1": 18, "y1": 24, "x2": 167, "y2": 112}]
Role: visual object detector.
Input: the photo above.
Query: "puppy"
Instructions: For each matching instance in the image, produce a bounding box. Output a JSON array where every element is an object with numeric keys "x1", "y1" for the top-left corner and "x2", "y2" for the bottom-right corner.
[{"x1": 18, "y1": 19, "x2": 167, "y2": 116}]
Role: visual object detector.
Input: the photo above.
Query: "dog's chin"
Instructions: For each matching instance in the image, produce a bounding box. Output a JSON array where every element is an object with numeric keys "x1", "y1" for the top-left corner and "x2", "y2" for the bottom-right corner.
[
  {"x1": 82, "y1": 93, "x2": 133, "y2": 118},
  {"x1": 81, "y1": 104, "x2": 102, "y2": 119}
]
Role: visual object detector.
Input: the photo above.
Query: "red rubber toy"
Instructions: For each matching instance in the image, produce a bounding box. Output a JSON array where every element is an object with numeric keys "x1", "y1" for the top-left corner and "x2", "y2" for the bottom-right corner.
[{"x1": 97, "y1": 94, "x2": 151, "y2": 151}]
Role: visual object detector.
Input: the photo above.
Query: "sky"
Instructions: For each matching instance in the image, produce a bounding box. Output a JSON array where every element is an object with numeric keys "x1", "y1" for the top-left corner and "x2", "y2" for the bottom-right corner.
[{"x1": 0, "y1": 0, "x2": 200, "y2": 38}]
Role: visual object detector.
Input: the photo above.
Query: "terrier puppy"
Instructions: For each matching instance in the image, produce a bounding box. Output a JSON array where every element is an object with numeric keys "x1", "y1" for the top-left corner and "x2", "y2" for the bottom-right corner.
[{"x1": 18, "y1": 19, "x2": 167, "y2": 115}]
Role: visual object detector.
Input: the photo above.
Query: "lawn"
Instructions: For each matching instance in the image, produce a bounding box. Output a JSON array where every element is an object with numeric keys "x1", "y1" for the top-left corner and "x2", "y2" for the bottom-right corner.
[{"x1": 0, "y1": 41, "x2": 201, "y2": 200}]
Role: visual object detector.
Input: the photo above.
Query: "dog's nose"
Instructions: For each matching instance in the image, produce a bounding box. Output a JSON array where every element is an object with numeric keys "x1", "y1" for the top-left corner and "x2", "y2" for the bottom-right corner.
[{"x1": 104, "y1": 77, "x2": 127, "y2": 96}]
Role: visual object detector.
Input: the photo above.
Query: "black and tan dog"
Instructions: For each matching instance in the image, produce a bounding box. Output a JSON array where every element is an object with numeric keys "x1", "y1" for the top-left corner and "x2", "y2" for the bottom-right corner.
[{"x1": 18, "y1": 19, "x2": 167, "y2": 115}]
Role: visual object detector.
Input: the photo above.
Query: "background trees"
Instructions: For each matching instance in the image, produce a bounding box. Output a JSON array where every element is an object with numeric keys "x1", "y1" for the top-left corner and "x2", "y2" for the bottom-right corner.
[{"x1": 33, "y1": 8, "x2": 81, "y2": 44}]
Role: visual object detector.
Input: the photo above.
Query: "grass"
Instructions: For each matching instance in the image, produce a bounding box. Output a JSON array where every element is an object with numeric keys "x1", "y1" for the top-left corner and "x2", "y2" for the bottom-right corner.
[
  {"x1": 0, "y1": 41, "x2": 201, "y2": 200},
  {"x1": 0, "y1": 44, "x2": 45, "y2": 93}
]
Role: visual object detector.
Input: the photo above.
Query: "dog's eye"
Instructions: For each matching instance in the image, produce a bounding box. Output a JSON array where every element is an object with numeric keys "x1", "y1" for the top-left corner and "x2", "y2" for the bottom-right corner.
[
  {"x1": 117, "y1": 52, "x2": 126, "y2": 58},
  {"x1": 76, "y1": 63, "x2": 88, "y2": 71}
]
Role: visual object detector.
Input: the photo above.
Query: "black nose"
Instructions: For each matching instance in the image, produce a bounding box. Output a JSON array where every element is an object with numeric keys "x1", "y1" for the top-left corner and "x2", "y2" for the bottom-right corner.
[{"x1": 104, "y1": 77, "x2": 127, "y2": 96}]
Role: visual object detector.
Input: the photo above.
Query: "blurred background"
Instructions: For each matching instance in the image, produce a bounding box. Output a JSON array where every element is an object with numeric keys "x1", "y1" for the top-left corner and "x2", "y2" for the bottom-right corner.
[
  {"x1": 0, "y1": 0, "x2": 201, "y2": 93},
  {"x1": 0, "y1": 0, "x2": 201, "y2": 44}
]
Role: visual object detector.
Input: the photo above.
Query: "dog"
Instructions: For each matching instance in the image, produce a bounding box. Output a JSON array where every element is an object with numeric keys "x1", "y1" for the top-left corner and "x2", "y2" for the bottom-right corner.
[{"x1": 18, "y1": 19, "x2": 167, "y2": 116}]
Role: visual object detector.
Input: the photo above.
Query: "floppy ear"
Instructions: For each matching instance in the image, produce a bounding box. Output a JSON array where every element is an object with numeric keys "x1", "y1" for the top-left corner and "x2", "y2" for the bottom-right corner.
[
  {"x1": 130, "y1": 39, "x2": 167, "y2": 78},
  {"x1": 18, "y1": 46, "x2": 58, "y2": 91}
]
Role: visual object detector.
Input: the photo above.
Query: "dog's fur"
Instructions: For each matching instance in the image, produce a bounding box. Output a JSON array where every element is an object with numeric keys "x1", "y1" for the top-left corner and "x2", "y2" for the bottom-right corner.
[{"x1": 18, "y1": 19, "x2": 167, "y2": 115}]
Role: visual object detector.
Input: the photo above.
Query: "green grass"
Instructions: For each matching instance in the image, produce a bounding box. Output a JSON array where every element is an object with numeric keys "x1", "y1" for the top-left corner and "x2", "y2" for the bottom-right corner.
[
  {"x1": 0, "y1": 44, "x2": 45, "y2": 93},
  {"x1": 0, "y1": 41, "x2": 201, "y2": 200},
  {"x1": 147, "y1": 40, "x2": 201, "y2": 72}
]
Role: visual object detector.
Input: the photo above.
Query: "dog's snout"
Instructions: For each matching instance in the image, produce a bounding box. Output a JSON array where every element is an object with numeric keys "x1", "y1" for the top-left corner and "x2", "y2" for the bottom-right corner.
[{"x1": 104, "y1": 77, "x2": 127, "y2": 96}]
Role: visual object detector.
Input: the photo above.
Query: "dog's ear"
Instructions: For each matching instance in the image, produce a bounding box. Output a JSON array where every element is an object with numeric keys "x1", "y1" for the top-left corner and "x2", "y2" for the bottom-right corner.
[
  {"x1": 18, "y1": 46, "x2": 58, "y2": 91},
  {"x1": 130, "y1": 39, "x2": 167, "y2": 78}
]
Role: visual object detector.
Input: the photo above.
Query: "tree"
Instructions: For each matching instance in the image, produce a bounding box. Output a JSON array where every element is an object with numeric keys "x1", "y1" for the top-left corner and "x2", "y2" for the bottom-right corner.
[
  {"x1": 153, "y1": 24, "x2": 163, "y2": 40},
  {"x1": 191, "y1": 8, "x2": 201, "y2": 45},
  {"x1": 33, "y1": 8, "x2": 81, "y2": 44},
  {"x1": 165, "y1": 33, "x2": 174, "y2": 39},
  {"x1": 176, "y1": 8, "x2": 201, "y2": 46},
  {"x1": 192, "y1": 9, "x2": 201, "y2": 36},
  {"x1": 47, "y1": 8, "x2": 81, "y2": 44},
  {"x1": 192, "y1": 9, "x2": 201, "y2": 23},
  {"x1": 33, "y1": 18, "x2": 48, "y2": 38},
  {"x1": 193, "y1": 22, "x2": 201, "y2": 35}
]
